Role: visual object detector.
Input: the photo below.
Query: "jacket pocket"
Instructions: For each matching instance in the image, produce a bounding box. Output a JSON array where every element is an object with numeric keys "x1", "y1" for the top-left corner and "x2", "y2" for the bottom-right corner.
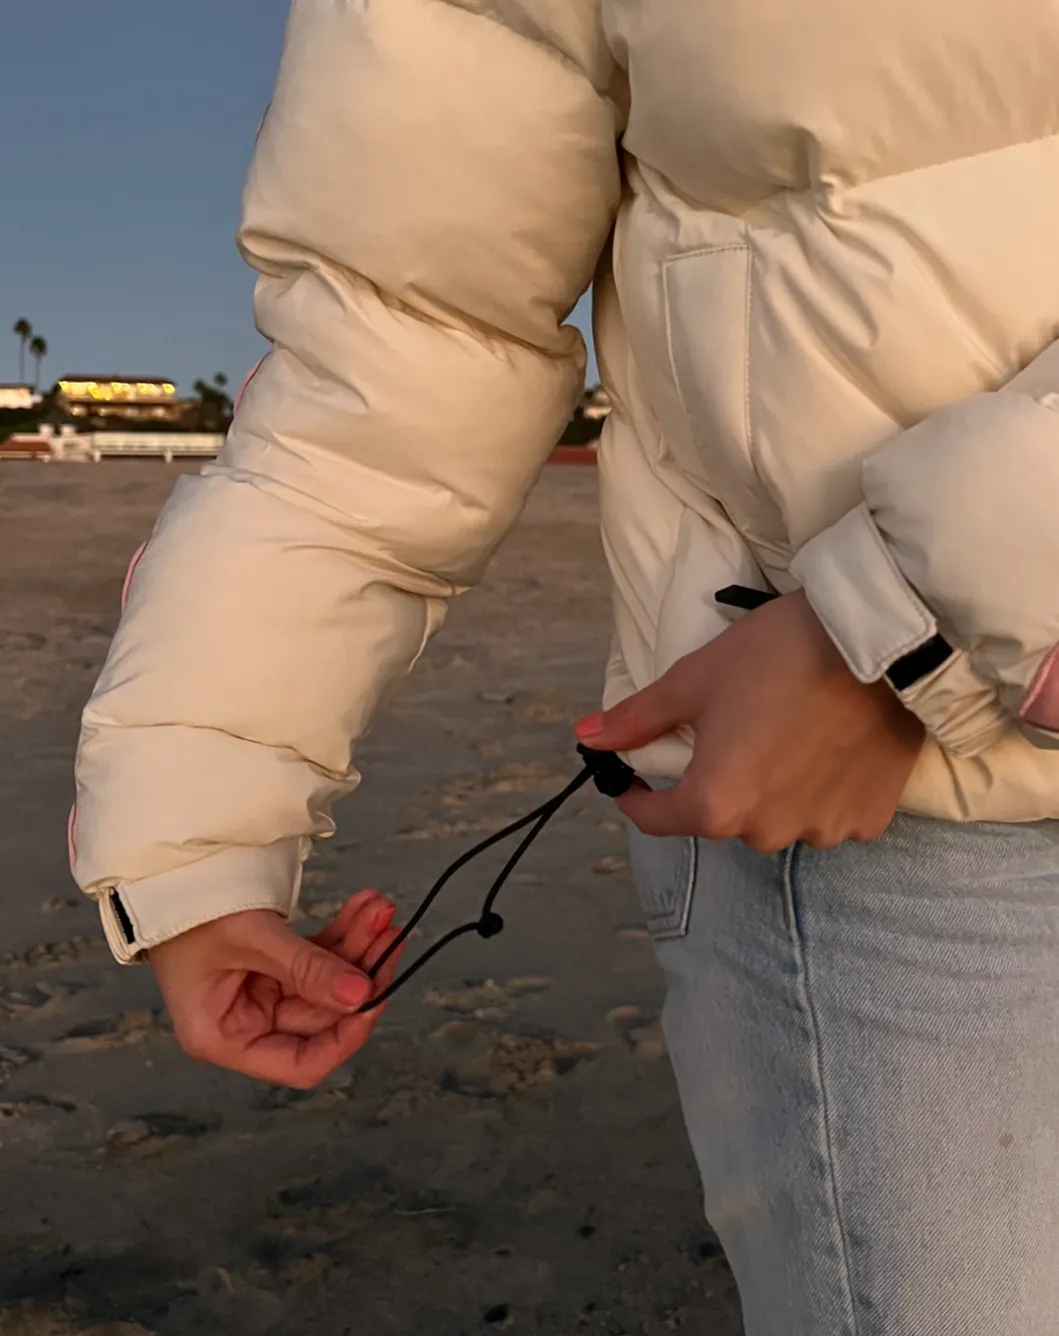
[
  {"x1": 663, "y1": 242, "x2": 769, "y2": 537},
  {"x1": 627, "y1": 825, "x2": 698, "y2": 941}
]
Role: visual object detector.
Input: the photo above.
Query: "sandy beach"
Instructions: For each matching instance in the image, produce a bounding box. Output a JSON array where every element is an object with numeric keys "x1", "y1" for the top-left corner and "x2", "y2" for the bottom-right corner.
[{"x1": 0, "y1": 462, "x2": 741, "y2": 1335}]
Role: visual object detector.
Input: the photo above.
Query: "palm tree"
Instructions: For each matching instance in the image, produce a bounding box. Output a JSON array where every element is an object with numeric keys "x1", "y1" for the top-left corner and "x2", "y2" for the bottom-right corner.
[
  {"x1": 191, "y1": 373, "x2": 234, "y2": 432},
  {"x1": 29, "y1": 336, "x2": 48, "y2": 391},
  {"x1": 13, "y1": 318, "x2": 32, "y2": 383}
]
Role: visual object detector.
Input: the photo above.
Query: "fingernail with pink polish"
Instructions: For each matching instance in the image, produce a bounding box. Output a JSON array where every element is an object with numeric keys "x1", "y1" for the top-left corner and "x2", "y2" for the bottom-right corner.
[
  {"x1": 372, "y1": 902, "x2": 396, "y2": 932},
  {"x1": 333, "y1": 974, "x2": 372, "y2": 1009},
  {"x1": 575, "y1": 713, "x2": 604, "y2": 740}
]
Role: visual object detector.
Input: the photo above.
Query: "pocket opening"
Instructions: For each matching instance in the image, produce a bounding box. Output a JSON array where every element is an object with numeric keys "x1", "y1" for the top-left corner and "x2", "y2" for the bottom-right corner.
[{"x1": 628, "y1": 828, "x2": 698, "y2": 941}]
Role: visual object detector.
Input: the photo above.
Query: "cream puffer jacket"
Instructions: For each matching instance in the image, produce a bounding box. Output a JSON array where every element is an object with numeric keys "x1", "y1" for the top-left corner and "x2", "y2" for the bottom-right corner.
[{"x1": 74, "y1": 0, "x2": 1059, "y2": 962}]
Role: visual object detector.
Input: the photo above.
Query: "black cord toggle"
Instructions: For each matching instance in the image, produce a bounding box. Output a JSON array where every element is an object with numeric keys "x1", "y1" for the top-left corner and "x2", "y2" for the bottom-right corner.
[
  {"x1": 355, "y1": 746, "x2": 635, "y2": 1014},
  {"x1": 577, "y1": 744, "x2": 637, "y2": 798},
  {"x1": 477, "y1": 912, "x2": 505, "y2": 939}
]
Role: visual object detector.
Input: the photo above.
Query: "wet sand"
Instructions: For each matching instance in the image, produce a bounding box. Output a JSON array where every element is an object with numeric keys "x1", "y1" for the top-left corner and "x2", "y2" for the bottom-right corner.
[{"x1": 0, "y1": 462, "x2": 741, "y2": 1335}]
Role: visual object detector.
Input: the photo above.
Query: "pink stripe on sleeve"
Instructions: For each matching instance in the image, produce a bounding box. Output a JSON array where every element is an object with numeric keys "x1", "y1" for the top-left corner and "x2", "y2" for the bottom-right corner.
[
  {"x1": 121, "y1": 542, "x2": 149, "y2": 611},
  {"x1": 234, "y1": 356, "x2": 267, "y2": 415},
  {"x1": 1021, "y1": 644, "x2": 1059, "y2": 732}
]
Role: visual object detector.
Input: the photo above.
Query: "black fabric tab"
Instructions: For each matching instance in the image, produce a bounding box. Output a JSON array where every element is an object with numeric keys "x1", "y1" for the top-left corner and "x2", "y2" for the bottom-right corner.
[
  {"x1": 714, "y1": 584, "x2": 778, "y2": 612},
  {"x1": 885, "y1": 633, "x2": 954, "y2": 692},
  {"x1": 111, "y1": 891, "x2": 137, "y2": 946}
]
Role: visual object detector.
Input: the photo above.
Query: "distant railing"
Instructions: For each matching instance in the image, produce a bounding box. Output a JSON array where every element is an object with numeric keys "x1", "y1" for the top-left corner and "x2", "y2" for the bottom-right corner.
[
  {"x1": 0, "y1": 428, "x2": 229, "y2": 463},
  {"x1": 73, "y1": 432, "x2": 224, "y2": 462},
  {"x1": 6, "y1": 430, "x2": 592, "y2": 465}
]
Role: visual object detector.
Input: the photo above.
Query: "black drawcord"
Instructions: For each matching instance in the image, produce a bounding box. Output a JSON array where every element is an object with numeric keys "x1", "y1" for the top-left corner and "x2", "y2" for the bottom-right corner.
[{"x1": 356, "y1": 745, "x2": 636, "y2": 1014}]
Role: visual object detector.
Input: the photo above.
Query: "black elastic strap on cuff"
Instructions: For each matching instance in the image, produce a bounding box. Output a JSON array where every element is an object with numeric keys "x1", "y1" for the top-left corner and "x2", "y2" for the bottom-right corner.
[
  {"x1": 884, "y1": 633, "x2": 954, "y2": 691},
  {"x1": 111, "y1": 892, "x2": 137, "y2": 947}
]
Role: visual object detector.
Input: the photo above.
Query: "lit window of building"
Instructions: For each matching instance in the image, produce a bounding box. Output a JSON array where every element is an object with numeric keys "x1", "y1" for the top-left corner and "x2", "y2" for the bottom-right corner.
[{"x1": 56, "y1": 377, "x2": 184, "y2": 425}]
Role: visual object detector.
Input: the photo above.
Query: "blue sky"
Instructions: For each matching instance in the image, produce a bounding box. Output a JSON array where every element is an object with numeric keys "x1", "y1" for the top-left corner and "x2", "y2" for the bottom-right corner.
[{"x1": 0, "y1": 2, "x2": 595, "y2": 396}]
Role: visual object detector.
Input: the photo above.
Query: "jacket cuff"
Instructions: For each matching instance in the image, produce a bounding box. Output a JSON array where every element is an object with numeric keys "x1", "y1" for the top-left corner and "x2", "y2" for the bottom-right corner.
[
  {"x1": 790, "y1": 503, "x2": 1008, "y2": 758},
  {"x1": 96, "y1": 839, "x2": 305, "y2": 965},
  {"x1": 893, "y1": 647, "x2": 1010, "y2": 758},
  {"x1": 790, "y1": 502, "x2": 939, "y2": 681}
]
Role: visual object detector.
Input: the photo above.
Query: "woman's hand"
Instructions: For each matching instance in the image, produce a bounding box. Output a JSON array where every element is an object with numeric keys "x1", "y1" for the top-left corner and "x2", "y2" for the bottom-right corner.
[
  {"x1": 577, "y1": 590, "x2": 925, "y2": 853},
  {"x1": 150, "y1": 889, "x2": 403, "y2": 1088}
]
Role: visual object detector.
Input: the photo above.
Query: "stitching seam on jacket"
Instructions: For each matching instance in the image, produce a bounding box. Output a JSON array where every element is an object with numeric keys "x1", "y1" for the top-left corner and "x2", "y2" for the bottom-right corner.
[
  {"x1": 173, "y1": 454, "x2": 465, "y2": 599},
  {"x1": 756, "y1": 129, "x2": 1059, "y2": 212},
  {"x1": 430, "y1": 0, "x2": 606, "y2": 89},
  {"x1": 835, "y1": 128, "x2": 1059, "y2": 198},
  {"x1": 78, "y1": 715, "x2": 357, "y2": 788},
  {"x1": 883, "y1": 224, "x2": 1008, "y2": 382},
  {"x1": 743, "y1": 241, "x2": 754, "y2": 477},
  {"x1": 662, "y1": 243, "x2": 750, "y2": 455},
  {"x1": 244, "y1": 241, "x2": 586, "y2": 361}
]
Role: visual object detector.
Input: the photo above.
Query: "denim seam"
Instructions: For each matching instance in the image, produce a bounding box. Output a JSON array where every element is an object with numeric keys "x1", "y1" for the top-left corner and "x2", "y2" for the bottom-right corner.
[
  {"x1": 648, "y1": 837, "x2": 698, "y2": 940},
  {"x1": 784, "y1": 843, "x2": 862, "y2": 1336}
]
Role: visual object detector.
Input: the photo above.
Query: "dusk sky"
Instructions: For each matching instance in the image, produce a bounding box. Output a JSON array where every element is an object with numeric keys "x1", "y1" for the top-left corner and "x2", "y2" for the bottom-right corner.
[{"x1": 1, "y1": 2, "x2": 595, "y2": 396}]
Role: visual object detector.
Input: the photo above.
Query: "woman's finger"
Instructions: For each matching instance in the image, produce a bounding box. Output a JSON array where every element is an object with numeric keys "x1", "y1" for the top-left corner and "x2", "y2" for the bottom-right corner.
[
  {"x1": 313, "y1": 889, "x2": 396, "y2": 966},
  {"x1": 324, "y1": 934, "x2": 409, "y2": 1064},
  {"x1": 616, "y1": 780, "x2": 701, "y2": 839},
  {"x1": 273, "y1": 994, "x2": 343, "y2": 1037},
  {"x1": 355, "y1": 907, "x2": 400, "y2": 972},
  {"x1": 311, "y1": 889, "x2": 384, "y2": 952},
  {"x1": 575, "y1": 662, "x2": 695, "y2": 753},
  {"x1": 274, "y1": 894, "x2": 397, "y2": 1036},
  {"x1": 363, "y1": 924, "x2": 406, "y2": 989},
  {"x1": 228, "y1": 926, "x2": 411, "y2": 1086},
  {"x1": 270, "y1": 919, "x2": 407, "y2": 1038}
]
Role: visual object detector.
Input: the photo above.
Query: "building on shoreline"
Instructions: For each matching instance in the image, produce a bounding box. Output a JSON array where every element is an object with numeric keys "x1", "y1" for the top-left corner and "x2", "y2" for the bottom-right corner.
[
  {"x1": 0, "y1": 383, "x2": 41, "y2": 412},
  {"x1": 54, "y1": 376, "x2": 192, "y2": 427}
]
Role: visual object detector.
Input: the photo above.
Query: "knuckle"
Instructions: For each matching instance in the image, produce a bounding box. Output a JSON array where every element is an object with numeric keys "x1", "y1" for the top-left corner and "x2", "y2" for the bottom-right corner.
[
  {"x1": 802, "y1": 826, "x2": 842, "y2": 851},
  {"x1": 854, "y1": 815, "x2": 891, "y2": 844},
  {"x1": 696, "y1": 788, "x2": 743, "y2": 842},
  {"x1": 743, "y1": 825, "x2": 790, "y2": 855},
  {"x1": 290, "y1": 947, "x2": 327, "y2": 998}
]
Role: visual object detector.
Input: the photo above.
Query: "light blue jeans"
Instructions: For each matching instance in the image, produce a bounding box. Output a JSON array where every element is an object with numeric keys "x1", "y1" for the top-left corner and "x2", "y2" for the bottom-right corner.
[{"x1": 629, "y1": 814, "x2": 1059, "y2": 1335}]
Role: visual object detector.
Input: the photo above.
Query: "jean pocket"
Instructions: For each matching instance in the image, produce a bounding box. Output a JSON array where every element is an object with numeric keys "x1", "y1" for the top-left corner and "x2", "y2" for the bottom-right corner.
[{"x1": 627, "y1": 827, "x2": 698, "y2": 941}]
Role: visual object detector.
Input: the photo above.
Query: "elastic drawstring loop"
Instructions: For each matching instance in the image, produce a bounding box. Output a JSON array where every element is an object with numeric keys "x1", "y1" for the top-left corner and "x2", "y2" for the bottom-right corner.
[{"x1": 356, "y1": 746, "x2": 635, "y2": 1013}]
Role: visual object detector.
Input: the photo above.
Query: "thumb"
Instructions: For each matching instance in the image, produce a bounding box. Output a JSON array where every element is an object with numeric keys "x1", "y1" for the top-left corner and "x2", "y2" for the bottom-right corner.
[
  {"x1": 253, "y1": 914, "x2": 373, "y2": 1012},
  {"x1": 575, "y1": 668, "x2": 692, "y2": 752}
]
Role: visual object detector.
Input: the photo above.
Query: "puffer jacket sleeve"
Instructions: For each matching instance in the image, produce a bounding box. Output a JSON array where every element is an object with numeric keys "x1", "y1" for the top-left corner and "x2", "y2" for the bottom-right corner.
[
  {"x1": 72, "y1": 0, "x2": 622, "y2": 962},
  {"x1": 789, "y1": 338, "x2": 1059, "y2": 759}
]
